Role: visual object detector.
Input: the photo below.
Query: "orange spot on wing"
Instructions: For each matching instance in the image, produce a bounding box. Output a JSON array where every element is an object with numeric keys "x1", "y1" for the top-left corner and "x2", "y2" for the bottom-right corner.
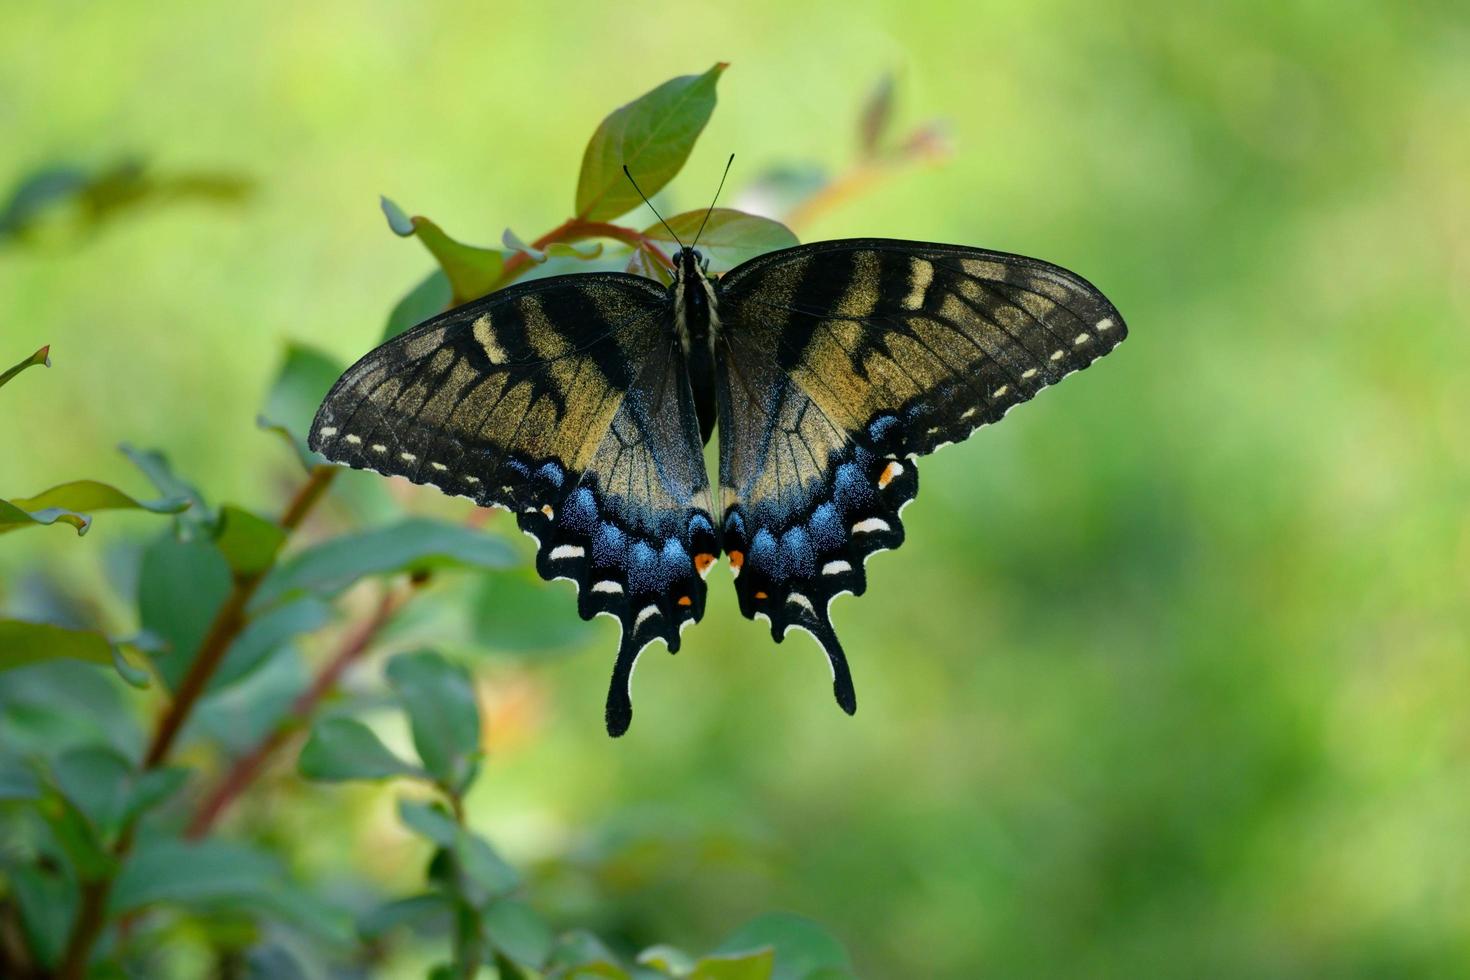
[
  {"x1": 677, "y1": 595, "x2": 693, "y2": 607},
  {"x1": 694, "y1": 552, "x2": 716, "y2": 575},
  {"x1": 540, "y1": 504, "x2": 554, "y2": 518},
  {"x1": 878, "y1": 461, "x2": 901, "y2": 488},
  {"x1": 727, "y1": 550, "x2": 744, "y2": 570},
  {"x1": 754, "y1": 590, "x2": 768, "y2": 600}
]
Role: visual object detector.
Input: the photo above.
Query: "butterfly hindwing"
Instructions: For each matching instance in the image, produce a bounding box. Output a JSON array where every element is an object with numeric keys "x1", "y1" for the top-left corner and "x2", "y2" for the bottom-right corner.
[
  {"x1": 714, "y1": 239, "x2": 1126, "y2": 712},
  {"x1": 308, "y1": 273, "x2": 716, "y2": 736}
]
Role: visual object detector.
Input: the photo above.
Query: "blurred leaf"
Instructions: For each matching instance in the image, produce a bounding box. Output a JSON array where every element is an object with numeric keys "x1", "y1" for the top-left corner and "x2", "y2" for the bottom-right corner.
[
  {"x1": 214, "y1": 596, "x2": 332, "y2": 692},
  {"x1": 6, "y1": 862, "x2": 75, "y2": 969},
  {"x1": 503, "y1": 227, "x2": 547, "y2": 263},
  {"x1": 386, "y1": 650, "x2": 481, "y2": 792},
  {"x1": 110, "y1": 838, "x2": 280, "y2": 913},
  {"x1": 626, "y1": 243, "x2": 675, "y2": 286},
  {"x1": 0, "y1": 660, "x2": 141, "y2": 759},
  {"x1": 214, "y1": 504, "x2": 286, "y2": 576},
  {"x1": 52, "y1": 744, "x2": 131, "y2": 838},
  {"x1": 39, "y1": 787, "x2": 114, "y2": 879},
  {"x1": 713, "y1": 915, "x2": 851, "y2": 980},
  {"x1": 120, "y1": 442, "x2": 214, "y2": 535},
  {"x1": 252, "y1": 518, "x2": 517, "y2": 610},
  {"x1": 0, "y1": 343, "x2": 50, "y2": 390},
  {"x1": 400, "y1": 799, "x2": 519, "y2": 904},
  {"x1": 471, "y1": 568, "x2": 595, "y2": 655},
  {"x1": 689, "y1": 950, "x2": 775, "y2": 980},
  {"x1": 1, "y1": 480, "x2": 189, "y2": 537},
  {"x1": 546, "y1": 240, "x2": 604, "y2": 260},
  {"x1": 0, "y1": 754, "x2": 41, "y2": 800},
  {"x1": 0, "y1": 165, "x2": 89, "y2": 236},
  {"x1": 51, "y1": 746, "x2": 188, "y2": 842},
  {"x1": 111, "y1": 643, "x2": 153, "y2": 688},
  {"x1": 547, "y1": 930, "x2": 630, "y2": 978},
  {"x1": 259, "y1": 342, "x2": 346, "y2": 465},
  {"x1": 399, "y1": 798, "x2": 460, "y2": 848},
  {"x1": 857, "y1": 73, "x2": 895, "y2": 159},
  {"x1": 0, "y1": 619, "x2": 113, "y2": 672},
  {"x1": 191, "y1": 644, "x2": 308, "y2": 754},
  {"x1": 576, "y1": 63, "x2": 726, "y2": 221},
  {"x1": 483, "y1": 899, "x2": 554, "y2": 969},
  {"x1": 383, "y1": 268, "x2": 452, "y2": 342},
  {"x1": 382, "y1": 196, "x2": 506, "y2": 305},
  {"x1": 137, "y1": 532, "x2": 233, "y2": 690},
  {"x1": 0, "y1": 159, "x2": 250, "y2": 242},
  {"x1": 298, "y1": 716, "x2": 421, "y2": 782},
  {"x1": 637, "y1": 945, "x2": 696, "y2": 976},
  {"x1": 358, "y1": 893, "x2": 450, "y2": 940},
  {"x1": 641, "y1": 208, "x2": 797, "y2": 273}
]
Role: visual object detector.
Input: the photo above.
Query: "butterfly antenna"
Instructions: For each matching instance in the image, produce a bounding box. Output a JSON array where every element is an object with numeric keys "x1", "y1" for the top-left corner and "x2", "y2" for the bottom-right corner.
[
  {"x1": 622, "y1": 165, "x2": 683, "y2": 249},
  {"x1": 692, "y1": 153, "x2": 735, "y2": 249}
]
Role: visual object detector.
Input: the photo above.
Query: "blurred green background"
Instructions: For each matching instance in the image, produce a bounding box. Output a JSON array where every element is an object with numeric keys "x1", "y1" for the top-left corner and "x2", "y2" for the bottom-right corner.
[{"x1": 4, "y1": 1, "x2": 1469, "y2": 976}]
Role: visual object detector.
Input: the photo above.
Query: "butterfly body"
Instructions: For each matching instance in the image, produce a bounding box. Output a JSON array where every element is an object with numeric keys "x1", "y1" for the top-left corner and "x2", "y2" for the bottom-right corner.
[{"x1": 310, "y1": 237, "x2": 1127, "y2": 735}]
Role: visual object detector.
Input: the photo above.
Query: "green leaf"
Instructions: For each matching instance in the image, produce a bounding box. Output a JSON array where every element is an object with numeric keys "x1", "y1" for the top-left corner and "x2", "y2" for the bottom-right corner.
[
  {"x1": 109, "y1": 838, "x2": 280, "y2": 913},
  {"x1": 0, "y1": 619, "x2": 114, "y2": 672},
  {"x1": 51, "y1": 746, "x2": 189, "y2": 841},
  {"x1": 214, "y1": 596, "x2": 332, "y2": 691},
  {"x1": 576, "y1": 64, "x2": 727, "y2": 221},
  {"x1": 298, "y1": 716, "x2": 421, "y2": 782},
  {"x1": 358, "y1": 893, "x2": 450, "y2": 940},
  {"x1": 38, "y1": 787, "x2": 115, "y2": 879},
  {"x1": 641, "y1": 208, "x2": 798, "y2": 273},
  {"x1": 398, "y1": 797, "x2": 460, "y2": 848},
  {"x1": 1, "y1": 480, "x2": 189, "y2": 537},
  {"x1": 688, "y1": 950, "x2": 775, "y2": 980},
  {"x1": 712, "y1": 915, "x2": 852, "y2": 980},
  {"x1": 386, "y1": 651, "x2": 481, "y2": 792},
  {"x1": 259, "y1": 342, "x2": 347, "y2": 465},
  {"x1": 252, "y1": 518, "x2": 517, "y2": 610},
  {"x1": 191, "y1": 644, "x2": 308, "y2": 753},
  {"x1": 637, "y1": 945, "x2": 696, "y2": 977},
  {"x1": 399, "y1": 799, "x2": 519, "y2": 904},
  {"x1": 0, "y1": 343, "x2": 50, "y2": 390},
  {"x1": 214, "y1": 504, "x2": 286, "y2": 576},
  {"x1": 120, "y1": 443, "x2": 213, "y2": 533},
  {"x1": 137, "y1": 532, "x2": 234, "y2": 690},
  {"x1": 546, "y1": 930, "x2": 630, "y2": 978},
  {"x1": 6, "y1": 863, "x2": 75, "y2": 969},
  {"x1": 0, "y1": 754, "x2": 41, "y2": 800},
  {"x1": 53, "y1": 745, "x2": 132, "y2": 838},
  {"x1": 483, "y1": 899, "x2": 554, "y2": 969},
  {"x1": 546, "y1": 240, "x2": 604, "y2": 260},
  {"x1": 383, "y1": 268, "x2": 452, "y2": 341},
  {"x1": 382, "y1": 196, "x2": 506, "y2": 305},
  {"x1": 625, "y1": 242, "x2": 675, "y2": 286},
  {"x1": 471, "y1": 568, "x2": 595, "y2": 655}
]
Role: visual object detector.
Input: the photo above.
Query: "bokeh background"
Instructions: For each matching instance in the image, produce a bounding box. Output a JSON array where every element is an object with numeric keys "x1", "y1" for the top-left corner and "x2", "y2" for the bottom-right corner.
[{"x1": 4, "y1": 1, "x2": 1469, "y2": 976}]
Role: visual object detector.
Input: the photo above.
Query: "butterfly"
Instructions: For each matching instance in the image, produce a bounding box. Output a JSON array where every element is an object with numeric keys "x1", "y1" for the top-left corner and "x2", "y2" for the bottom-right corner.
[{"x1": 310, "y1": 214, "x2": 1126, "y2": 736}]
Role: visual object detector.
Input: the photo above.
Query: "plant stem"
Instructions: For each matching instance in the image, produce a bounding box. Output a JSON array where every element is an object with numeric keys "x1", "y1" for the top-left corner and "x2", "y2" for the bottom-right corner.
[
  {"x1": 496, "y1": 217, "x2": 672, "y2": 287},
  {"x1": 185, "y1": 581, "x2": 416, "y2": 837},
  {"x1": 54, "y1": 465, "x2": 338, "y2": 979}
]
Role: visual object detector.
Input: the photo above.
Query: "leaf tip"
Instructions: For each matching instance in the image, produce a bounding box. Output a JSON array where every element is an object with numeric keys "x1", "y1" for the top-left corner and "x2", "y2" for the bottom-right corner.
[{"x1": 380, "y1": 196, "x2": 414, "y2": 236}]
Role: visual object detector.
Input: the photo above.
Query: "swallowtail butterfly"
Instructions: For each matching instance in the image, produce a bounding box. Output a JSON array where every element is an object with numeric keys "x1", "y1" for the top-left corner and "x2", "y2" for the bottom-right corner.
[{"x1": 311, "y1": 191, "x2": 1127, "y2": 735}]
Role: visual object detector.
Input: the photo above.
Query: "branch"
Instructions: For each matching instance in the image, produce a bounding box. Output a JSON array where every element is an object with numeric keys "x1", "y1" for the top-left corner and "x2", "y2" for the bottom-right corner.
[
  {"x1": 55, "y1": 464, "x2": 339, "y2": 979},
  {"x1": 186, "y1": 580, "x2": 418, "y2": 838},
  {"x1": 496, "y1": 217, "x2": 672, "y2": 287}
]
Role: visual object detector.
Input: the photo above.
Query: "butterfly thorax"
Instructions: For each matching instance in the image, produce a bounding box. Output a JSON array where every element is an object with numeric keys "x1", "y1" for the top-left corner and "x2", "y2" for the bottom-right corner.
[{"x1": 671, "y1": 246, "x2": 721, "y2": 445}]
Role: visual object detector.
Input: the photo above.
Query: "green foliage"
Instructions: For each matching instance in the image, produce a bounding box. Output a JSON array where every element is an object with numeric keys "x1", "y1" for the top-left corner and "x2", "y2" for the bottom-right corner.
[
  {"x1": 576, "y1": 63, "x2": 726, "y2": 221},
  {"x1": 0, "y1": 64, "x2": 846, "y2": 978}
]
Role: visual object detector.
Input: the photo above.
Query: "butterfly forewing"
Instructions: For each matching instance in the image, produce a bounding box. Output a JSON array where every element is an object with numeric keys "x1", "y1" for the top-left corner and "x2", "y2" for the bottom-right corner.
[
  {"x1": 309, "y1": 273, "x2": 717, "y2": 735},
  {"x1": 713, "y1": 240, "x2": 1127, "y2": 711}
]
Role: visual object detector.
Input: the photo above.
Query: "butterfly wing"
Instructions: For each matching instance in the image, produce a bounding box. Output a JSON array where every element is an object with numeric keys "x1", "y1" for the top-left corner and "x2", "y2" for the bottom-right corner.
[
  {"x1": 309, "y1": 274, "x2": 718, "y2": 736},
  {"x1": 714, "y1": 239, "x2": 1126, "y2": 713}
]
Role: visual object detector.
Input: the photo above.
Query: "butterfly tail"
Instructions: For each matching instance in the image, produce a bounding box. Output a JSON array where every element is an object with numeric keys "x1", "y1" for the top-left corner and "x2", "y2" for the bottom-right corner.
[{"x1": 800, "y1": 611, "x2": 857, "y2": 716}]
